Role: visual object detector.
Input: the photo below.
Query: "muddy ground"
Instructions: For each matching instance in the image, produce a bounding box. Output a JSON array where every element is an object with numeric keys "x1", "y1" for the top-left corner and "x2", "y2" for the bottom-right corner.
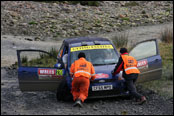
[{"x1": 1, "y1": 67, "x2": 173, "y2": 115}]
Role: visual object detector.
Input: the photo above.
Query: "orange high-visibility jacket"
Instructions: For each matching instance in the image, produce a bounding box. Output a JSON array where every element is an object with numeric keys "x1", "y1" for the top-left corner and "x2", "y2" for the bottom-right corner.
[
  {"x1": 121, "y1": 55, "x2": 140, "y2": 74},
  {"x1": 70, "y1": 58, "x2": 96, "y2": 80}
]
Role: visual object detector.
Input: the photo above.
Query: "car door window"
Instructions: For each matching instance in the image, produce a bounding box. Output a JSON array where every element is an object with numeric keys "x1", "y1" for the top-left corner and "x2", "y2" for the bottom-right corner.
[
  {"x1": 129, "y1": 40, "x2": 157, "y2": 60},
  {"x1": 20, "y1": 51, "x2": 57, "y2": 68}
]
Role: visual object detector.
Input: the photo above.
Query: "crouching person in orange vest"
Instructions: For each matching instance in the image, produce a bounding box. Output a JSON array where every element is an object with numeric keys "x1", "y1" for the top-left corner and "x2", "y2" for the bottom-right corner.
[
  {"x1": 112, "y1": 48, "x2": 146, "y2": 105},
  {"x1": 70, "y1": 52, "x2": 96, "y2": 107}
]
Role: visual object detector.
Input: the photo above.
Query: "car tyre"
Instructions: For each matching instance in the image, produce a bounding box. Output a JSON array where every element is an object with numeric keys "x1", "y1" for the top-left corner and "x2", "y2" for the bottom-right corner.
[{"x1": 56, "y1": 78, "x2": 73, "y2": 101}]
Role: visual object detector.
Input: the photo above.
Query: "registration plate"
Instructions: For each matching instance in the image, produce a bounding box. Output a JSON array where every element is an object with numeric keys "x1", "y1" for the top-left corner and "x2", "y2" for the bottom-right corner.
[{"x1": 92, "y1": 85, "x2": 113, "y2": 91}]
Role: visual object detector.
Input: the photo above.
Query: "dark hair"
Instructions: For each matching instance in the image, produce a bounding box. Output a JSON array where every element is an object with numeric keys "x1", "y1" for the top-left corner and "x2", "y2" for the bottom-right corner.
[
  {"x1": 120, "y1": 48, "x2": 128, "y2": 54},
  {"x1": 78, "y1": 52, "x2": 86, "y2": 58}
]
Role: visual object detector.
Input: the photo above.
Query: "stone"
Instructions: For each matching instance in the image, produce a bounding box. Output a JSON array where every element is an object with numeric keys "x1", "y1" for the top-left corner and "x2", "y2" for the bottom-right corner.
[{"x1": 34, "y1": 37, "x2": 41, "y2": 41}]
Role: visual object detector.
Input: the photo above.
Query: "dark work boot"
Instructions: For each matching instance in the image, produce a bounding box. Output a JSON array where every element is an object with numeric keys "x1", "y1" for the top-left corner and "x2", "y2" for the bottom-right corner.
[
  {"x1": 73, "y1": 98, "x2": 83, "y2": 107},
  {"x1": 138, "y1": 96, "x2": 146, "y2": 105}
]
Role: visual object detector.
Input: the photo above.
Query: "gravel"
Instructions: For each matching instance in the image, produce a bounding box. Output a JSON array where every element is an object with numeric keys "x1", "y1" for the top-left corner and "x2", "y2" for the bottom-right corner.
[
  {"x1": 1, "y1": 67, "x2": 173, "y2": 115},
  {"x1": 1, "y1": 1, "x2": 173, "y2": 115},
  {"x1": 1, "y1": 1, "x2": 173, "y2": 40}
]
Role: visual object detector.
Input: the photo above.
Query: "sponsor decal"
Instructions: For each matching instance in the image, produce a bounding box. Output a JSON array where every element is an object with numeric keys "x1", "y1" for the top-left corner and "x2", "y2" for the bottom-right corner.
[
  {"x1": 70, "y1": 45, "x2": 113, "y2": 52},
  {"x1": 137, "y1": 59, "x2": 148, "y2": 69},
  {"x1": 38, "y1": 69, "x2": 55, "y2": 75},
  {"x1": 95, "y1": 73, "x2": 109, "y2": 79},
  {"x1": 38, "y1": 69, "x2": 63, "y2": 79}
]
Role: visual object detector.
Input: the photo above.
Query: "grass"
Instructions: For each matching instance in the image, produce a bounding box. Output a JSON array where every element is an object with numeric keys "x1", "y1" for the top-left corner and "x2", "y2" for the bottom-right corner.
[
  {"x1": 21, "y1": 48, "x2": 58, "y2": 67},
  {"x1": 68, "y1": 1, "x2": 100, "y2": 6},
  {"x1": 138, "y1": 79, "x2": 173, "y2": 99},
  {"x1": 160, "y1": 26, "x2": 173, "y2": 43},
  {"x1": 111, "y1": 32, "x2": 129, "y2": 49},
  {"x1": 36, "y1": 1, "x2": 101, "y2": 6},
  {"x1": 159, "y1": 42, "x2": 173, "y2": 81},
  {"x1": 110, "y1": 26, "x2": 173, "y2": 99},
  {"x1": 28, "y1": 21, "x2": 38, "y2": 25},
  {"x1": 140, "y1": 28, "x2": 173, "y2": 99},
  {"x1": 124, "y1": 1, "x2": 139, "y2": 7}
]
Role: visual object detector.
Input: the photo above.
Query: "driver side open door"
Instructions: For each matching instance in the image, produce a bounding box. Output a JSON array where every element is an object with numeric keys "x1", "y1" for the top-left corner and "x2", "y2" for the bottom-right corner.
[{"x1": 17, "y1": 49, "x2": 65, "y2": 91}]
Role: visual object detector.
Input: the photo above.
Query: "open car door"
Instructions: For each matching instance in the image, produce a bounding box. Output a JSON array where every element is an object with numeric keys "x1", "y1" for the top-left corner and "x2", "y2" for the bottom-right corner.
[
  {"x1": 17, "y1": 49, "x2": 64, "y2": 91},
  {"x1": 129, "y1": 39, "x2": 162, "y2": 83}
]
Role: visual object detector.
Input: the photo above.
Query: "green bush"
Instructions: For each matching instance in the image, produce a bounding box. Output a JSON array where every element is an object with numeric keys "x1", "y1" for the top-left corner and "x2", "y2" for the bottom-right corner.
[
  {"x1": 111, "y1": 32, "x2": 129, "y2": 49},
  {"x1": 21, "y1": 48, "x2": 58, "y2": 67},
  {"x1": 69, "y1": 1, "x2": 100, "y2": 6},
  {"x1": 160, "y1": 27, "x2": 173, "y2": 43},
  {"x1": 124, "y1": 1, "x2": 139, "y2": 7}
]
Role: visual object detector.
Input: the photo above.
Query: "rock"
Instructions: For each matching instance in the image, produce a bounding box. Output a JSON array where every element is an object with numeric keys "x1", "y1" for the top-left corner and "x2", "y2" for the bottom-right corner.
[
  {"x1": 34, "y1": 37, "x2": 41, "y2": 41},
  {"x1": 9, "y1": 11, "x2": 19, "y2": 17},
  {"x1": 121, "y1": 110, "x2": 128, "y2": 115},
  {"x1": 142, "y1": 10, "x2": 146, "y2": 14},
  {"x1": 11, "y1": 19, "x2": 18, "y2": 24},
  {"x1": 74, "y1": 30, "x2": 80, "y2": 35},
  {"x1": 131, "y1": 23, "x2": 136, "y2": 26},
  {"x1": 50, "y1": 19, "x2": 57, "y2": 23},
  {"x1": 93, "y1": 105, "x2": 98, "y2": 110},
  {"x1": 119, "y1": 14, "x2": 126, "y2": 18},
  {"x1": 39, "y1": 20, "x2": 45, "y2": 23},
  {"x1": 142, "y1": 14, "x2": 149, "y2": 18},
  {"x1": 25, "y1": 38, "x2": 33, "y2": 41},
  {"x1": 19, "y1": 23, "x2": 28, "y2": 26}
]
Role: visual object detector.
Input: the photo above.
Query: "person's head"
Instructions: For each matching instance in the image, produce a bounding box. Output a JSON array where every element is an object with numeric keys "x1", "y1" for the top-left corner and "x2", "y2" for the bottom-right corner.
[
  {"x1": 120, "y1": 48, "x2": 128, "y2": 54},
  {"x1": 78, "y1": 52, "x2": 86, "y2": 59}
]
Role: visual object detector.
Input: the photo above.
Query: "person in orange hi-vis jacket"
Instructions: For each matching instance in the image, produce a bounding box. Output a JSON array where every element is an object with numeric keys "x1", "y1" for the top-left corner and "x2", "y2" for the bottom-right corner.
[
  {"x1": 70, "y1": 52, "x2": 96, "y2": 107},
  {"x1": 111, "y1": 48, "x2": 146, "y2": 105}
]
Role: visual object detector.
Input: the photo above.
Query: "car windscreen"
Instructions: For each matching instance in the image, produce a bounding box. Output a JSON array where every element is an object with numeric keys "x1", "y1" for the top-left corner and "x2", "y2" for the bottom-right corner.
[{"x1": 70, "y1": 48, "x2": 119, "y2": 66}]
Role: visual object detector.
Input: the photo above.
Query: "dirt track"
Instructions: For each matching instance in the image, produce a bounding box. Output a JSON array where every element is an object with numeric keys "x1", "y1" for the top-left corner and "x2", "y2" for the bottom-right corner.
[
  {"x1": 1, "y1": 67, "x2": 173, "y2": 115},
  {"x1": 1, "y1": 1, "x2": 173, "y2": 115},
  {"x1": 1, "y1": 22, "x2": 173, "y2": 115}
]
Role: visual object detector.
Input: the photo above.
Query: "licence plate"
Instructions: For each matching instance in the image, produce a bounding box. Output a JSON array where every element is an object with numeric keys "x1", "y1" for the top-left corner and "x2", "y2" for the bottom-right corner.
[{"x1": 92, "y1": 85, "x2": 113, "y2": 91}]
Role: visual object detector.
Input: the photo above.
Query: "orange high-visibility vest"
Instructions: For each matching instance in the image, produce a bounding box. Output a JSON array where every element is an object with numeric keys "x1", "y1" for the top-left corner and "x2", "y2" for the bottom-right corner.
[
  {"x1": 121, "y1": 55, "x2": 140, "y2": 74},
  {"x1": 70, "y1": 58, "x2": 96, "y2": 79}
]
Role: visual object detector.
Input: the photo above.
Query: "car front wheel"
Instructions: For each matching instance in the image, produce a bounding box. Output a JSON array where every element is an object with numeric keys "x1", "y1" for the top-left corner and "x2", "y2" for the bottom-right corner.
[{"x1": 56, "y1": 78, "x2": 73, "y2": 101}]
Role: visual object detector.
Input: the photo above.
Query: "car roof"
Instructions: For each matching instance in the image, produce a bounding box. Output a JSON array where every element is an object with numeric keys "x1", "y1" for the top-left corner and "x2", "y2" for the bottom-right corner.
[{"x1": 63, "y1": 37, "x2": 110, "y2": 45}]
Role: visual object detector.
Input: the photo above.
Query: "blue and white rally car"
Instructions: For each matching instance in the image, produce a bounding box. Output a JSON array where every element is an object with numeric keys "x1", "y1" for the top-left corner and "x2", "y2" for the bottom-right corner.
[{"x1": 17, "y1": 37, "x2": 162, "y2": 101}]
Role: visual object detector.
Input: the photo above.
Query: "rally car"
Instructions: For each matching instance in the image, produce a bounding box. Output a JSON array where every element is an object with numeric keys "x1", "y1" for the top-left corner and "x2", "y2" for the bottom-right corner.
[{"x1": 17, "y1": 37, "x2": 162, "y2": 101}]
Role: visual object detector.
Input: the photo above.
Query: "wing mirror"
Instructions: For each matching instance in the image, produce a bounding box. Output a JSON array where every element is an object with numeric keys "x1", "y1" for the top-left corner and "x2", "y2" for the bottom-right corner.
[
  {"x1": 54, "y1": 63, "x2": 63, "y2": 69},
  {"x1": 54, "y1": 58, "x2": 65, "y2": 69}
]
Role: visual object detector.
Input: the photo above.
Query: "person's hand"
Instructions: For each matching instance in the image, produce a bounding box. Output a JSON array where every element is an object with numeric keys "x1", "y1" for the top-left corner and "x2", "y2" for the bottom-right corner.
[
  {"x1": 118, "y1": 76, "x2": 124, "y2": 81},
  {"x1": 111, "y1": 70, "x2": 114, "y2": 76},
  {"x1": 90, "y1": 79, "x2": 94, "y2": 83}
]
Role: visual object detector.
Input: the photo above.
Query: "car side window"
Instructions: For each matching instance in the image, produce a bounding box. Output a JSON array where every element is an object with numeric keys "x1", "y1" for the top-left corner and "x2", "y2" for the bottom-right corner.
[
  {"x1": 19, "y1": 51, "x2": 57, "y2": 68},
  {"x1": 129, "y1": 40, "x2": 157, "y2": 60}
]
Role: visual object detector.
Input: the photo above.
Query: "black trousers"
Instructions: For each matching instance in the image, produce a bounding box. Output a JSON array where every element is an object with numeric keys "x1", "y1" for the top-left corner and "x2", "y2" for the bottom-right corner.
[{"x1": 124, "y1": 73, "x2": 143, "y2": 100}]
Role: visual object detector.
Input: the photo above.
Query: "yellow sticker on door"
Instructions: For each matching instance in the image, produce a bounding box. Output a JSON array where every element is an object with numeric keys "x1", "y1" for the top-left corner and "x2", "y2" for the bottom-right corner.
[{"x1": 70, "y1": 45, "x2": 113, "y2": 52}]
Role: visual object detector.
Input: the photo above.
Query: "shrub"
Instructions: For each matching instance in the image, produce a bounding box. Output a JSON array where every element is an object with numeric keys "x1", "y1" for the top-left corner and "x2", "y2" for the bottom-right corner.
[
  {"x1": 111, "y1": 32, "x2": 129, "y2": 49},
  {"x1": 124, "y1": 1, "x2": 139, "y2": 7},
  {"x1": 69, "y1": 1, "x2": 100, "y2": 6},
  {"x1": 160, "y1": 26, "x2": 173, "y2": 43}
]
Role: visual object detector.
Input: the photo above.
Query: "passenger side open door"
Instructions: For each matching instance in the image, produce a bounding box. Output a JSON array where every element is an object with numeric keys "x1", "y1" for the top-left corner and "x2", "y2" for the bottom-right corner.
[{"x1": 129, "y1": 39, "x2": 162, "y2": 83}]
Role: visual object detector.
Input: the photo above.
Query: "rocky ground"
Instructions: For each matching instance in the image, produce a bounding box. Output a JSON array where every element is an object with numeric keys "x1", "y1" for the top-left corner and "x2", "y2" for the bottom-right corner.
[
  {"x1": 1, "y1": 1, "x2": 173, "y2": 115},
  {"x1": 1, "y1": 67, "x2": 173, "y2": 115},
  {"x1": 1, "y1": 1, "x2": 173, "y2": 40}
]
